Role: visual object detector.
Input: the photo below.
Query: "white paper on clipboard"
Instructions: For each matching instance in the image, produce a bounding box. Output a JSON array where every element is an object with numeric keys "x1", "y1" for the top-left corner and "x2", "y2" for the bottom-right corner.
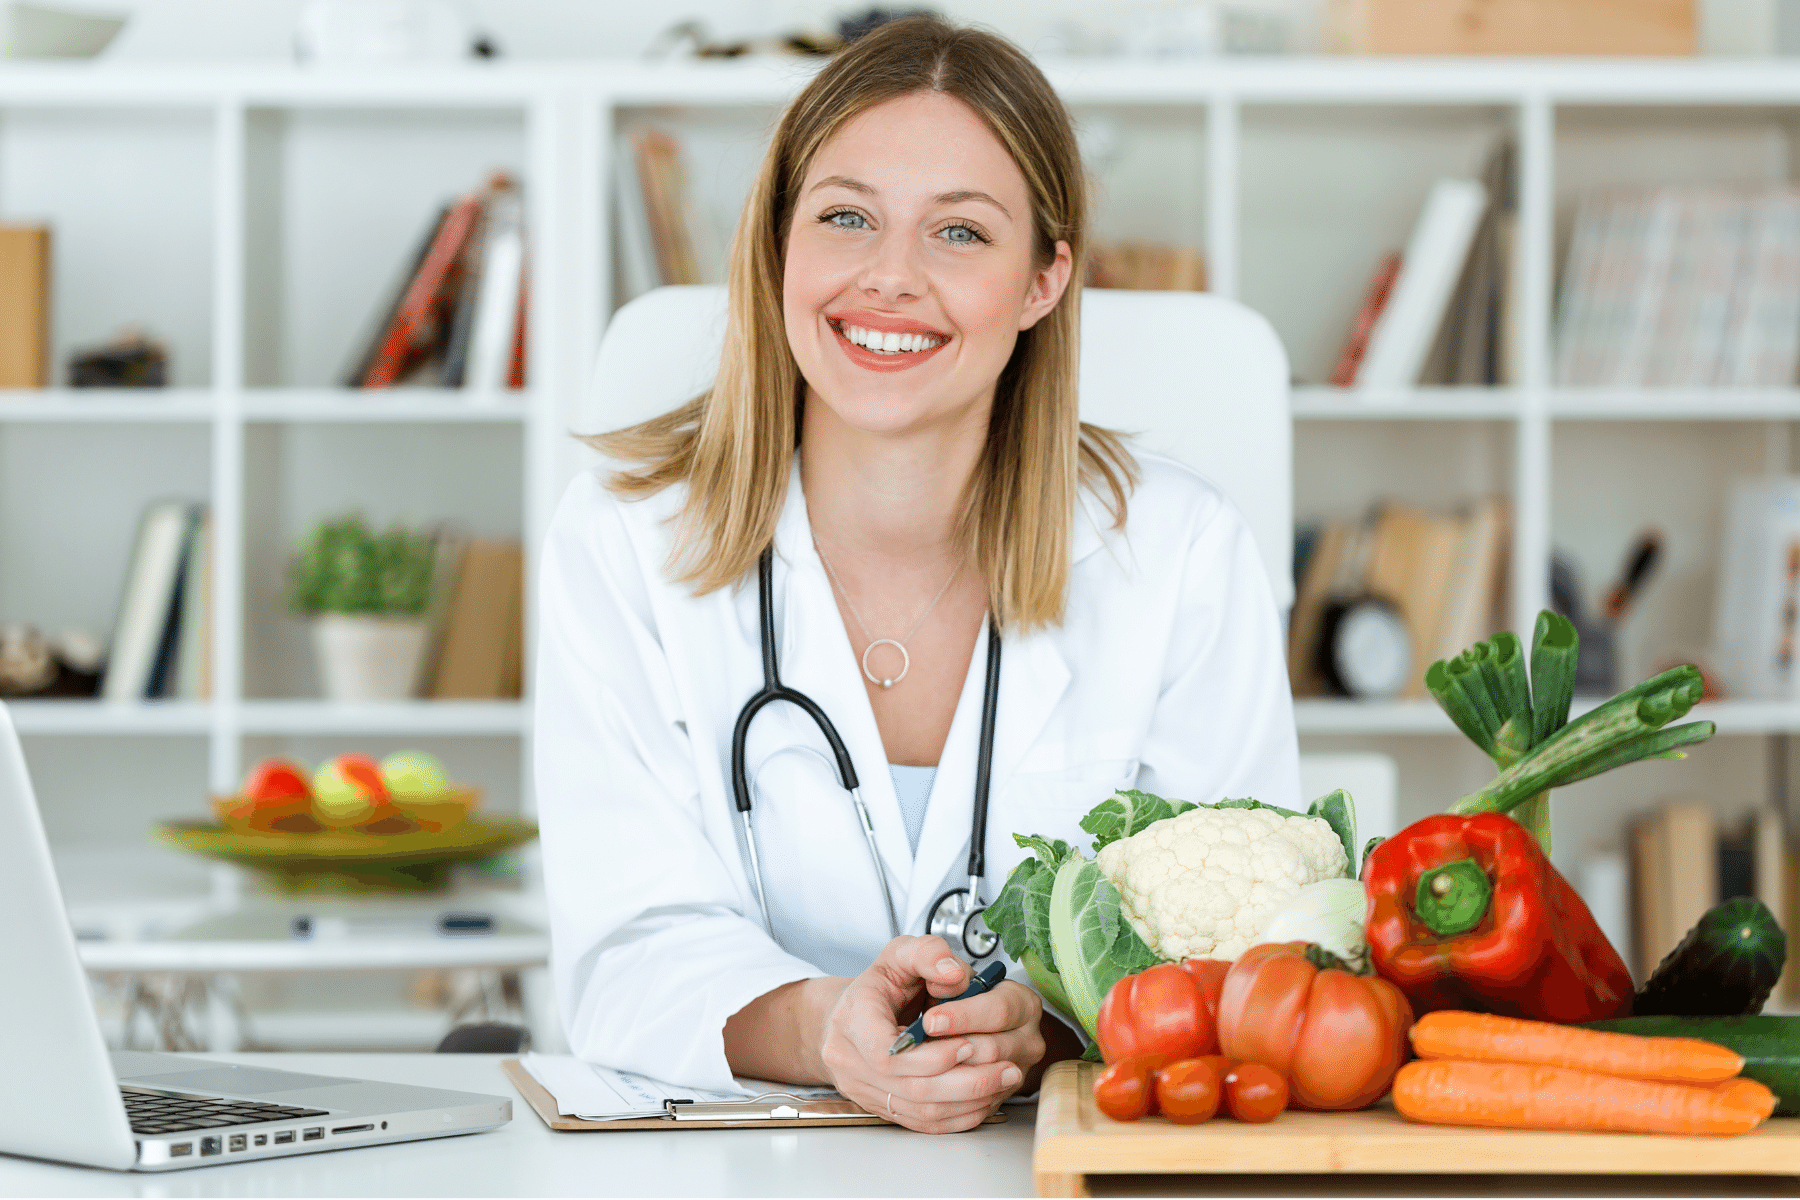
[{"x1": 520, "y1": 1053, "x2": 837, "y2": 1122}]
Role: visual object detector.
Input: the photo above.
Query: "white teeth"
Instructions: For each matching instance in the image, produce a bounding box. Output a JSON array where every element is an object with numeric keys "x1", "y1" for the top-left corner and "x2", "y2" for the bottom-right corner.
[{"x1": 836, "y1": 321, "x2": 943, "y2": 353}]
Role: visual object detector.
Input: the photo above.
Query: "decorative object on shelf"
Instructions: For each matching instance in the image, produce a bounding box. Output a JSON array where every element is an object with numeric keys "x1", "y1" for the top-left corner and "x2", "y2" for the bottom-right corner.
[
  {"x1": 1291, "y1": 498, "x2": 1509, "y2": 700},
  {"x1": 293, "y1": 0, "x2": 480, "y2": 64},
  {"x1": 837, "y1": 8, "x2": 938, "y2": 44},
  {"x1": 102, "y1": 500, "x2": 209, "y2": 701},
  {"x1": 290, "y1": 512, "x2": 436, "y2": 701},
  {"x1": 0, "y1": 1, "x2": 125, "y2": 58},
  {"x1": 1118, "y1": 3, "x2": 1291, "y2": 58},
  {"x1": 0, "y1": 623, "x2": 101, "y2": 698},
  {"x1": 1716, "y1": 479, "x2": 1800, "y2": 701},
  {"x1": 155, "y1": 814, "x2": 534, "y2": 893},
  {"x1": 1326, "y1": 0, "x2": 1696, "y2": 56},
  {"x1": 642, "y1": 18, "x2": 838, "y2": 58},
  {"x1": 1087, "y1": 244, "x2": 1206, "y2": 292},
  {"x1": 67, "y1": 327, "x2": 167, "y2": 387},
  {"x1": 0, "y1": 623, "x2": 54, "y2": 694},
  {"x1": 0, "y1": 223, "x2": 49, "y2": 387}
]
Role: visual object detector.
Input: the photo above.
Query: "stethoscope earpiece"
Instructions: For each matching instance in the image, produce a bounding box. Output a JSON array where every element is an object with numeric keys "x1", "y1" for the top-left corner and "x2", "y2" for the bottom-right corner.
[{"x1": 732, "y1": 546, "x2": 1002, "y2": 955}]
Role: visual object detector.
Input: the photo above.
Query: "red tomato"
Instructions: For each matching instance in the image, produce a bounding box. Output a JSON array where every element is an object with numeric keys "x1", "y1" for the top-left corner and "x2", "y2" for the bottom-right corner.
[
  {"x1": 1197, "y1": 1054, "x2": 1236, "y2": 1079},
  {"x1": 1179, "y1": 959, "x2": 1231, "y2": 1028},
  {"x1": 1095, "y1": 962, "x2": 1221, "y2": 1065},
  {"x1": 1218, "y1": 942, "x2": 1413, "y2": 1111},
  {"x1": 1093, "y1": 1055, "x2": 1165, "y2": 1122},
  {"x1": 1222, "y1": 1062, "x2": 1287, "y2": 1124},
  {"x1": 1153, "y1": 1059, "x2": 1221, "y2": 1124}
]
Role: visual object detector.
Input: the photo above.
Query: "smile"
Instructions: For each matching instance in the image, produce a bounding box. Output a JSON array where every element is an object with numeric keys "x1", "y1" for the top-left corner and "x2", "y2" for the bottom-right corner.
[{"x1": 831, "y1": 320, "x2": 946, "y2": 354}]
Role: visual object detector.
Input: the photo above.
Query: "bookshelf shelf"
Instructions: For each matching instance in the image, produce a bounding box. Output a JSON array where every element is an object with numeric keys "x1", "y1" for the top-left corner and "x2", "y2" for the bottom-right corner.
[
  {"x1": 6, "y1": 701, "x2": 212, "y2": 736},
  {"x1": 239, "y1": 389, "x2": 532, "y2": 423},
  {"x1": 1290, "y1": 387, "x2": 1522, "y2": 420},
  {"x1": 235, "y1": 700, "x2": 528, "y2": 736},
  {"x1": 1549, "y1": 389, "x2": 1800, "y2": 421},
  {"x1": 0, "y1": 389, "x2": 215, "y2": 422}
]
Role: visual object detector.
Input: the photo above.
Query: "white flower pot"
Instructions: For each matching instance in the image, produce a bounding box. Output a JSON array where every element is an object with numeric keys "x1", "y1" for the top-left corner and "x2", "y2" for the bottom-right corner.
[{"x1": 311, "y1": 614, "x2": 429, "y2": 701}]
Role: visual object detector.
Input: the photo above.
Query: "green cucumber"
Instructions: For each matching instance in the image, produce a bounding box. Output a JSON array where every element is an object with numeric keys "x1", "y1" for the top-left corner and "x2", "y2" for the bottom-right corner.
[
  {"x1": 1581, "y1": 1016, "x2": 1800, "y2": 1116},
  {"x1": 1634, "y1": 897, "x2": 1787, "y2": 1017}
]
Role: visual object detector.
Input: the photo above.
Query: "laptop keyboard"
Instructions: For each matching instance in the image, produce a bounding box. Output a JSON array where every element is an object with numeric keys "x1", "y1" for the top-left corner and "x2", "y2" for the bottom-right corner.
[{"x1": 121, "y1": 1086, "x2": 330, "y2": 1135}]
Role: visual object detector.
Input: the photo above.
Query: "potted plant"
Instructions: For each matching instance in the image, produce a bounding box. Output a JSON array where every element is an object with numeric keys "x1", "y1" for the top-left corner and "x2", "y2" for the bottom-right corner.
[{"x1": 291, "y1": 513, "x2": 436, "y2": 701}]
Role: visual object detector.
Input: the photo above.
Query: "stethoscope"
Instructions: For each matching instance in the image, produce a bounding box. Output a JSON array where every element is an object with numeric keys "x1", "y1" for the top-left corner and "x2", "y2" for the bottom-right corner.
[{"x1": 730, "y1": 546, "x2": 1001, "y2": 961}]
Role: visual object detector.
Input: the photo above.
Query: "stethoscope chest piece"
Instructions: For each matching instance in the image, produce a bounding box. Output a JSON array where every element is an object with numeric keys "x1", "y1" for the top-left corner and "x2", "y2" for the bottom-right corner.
[{"x1": 926, "y1": 886, "x2": 998, "y2": 961}]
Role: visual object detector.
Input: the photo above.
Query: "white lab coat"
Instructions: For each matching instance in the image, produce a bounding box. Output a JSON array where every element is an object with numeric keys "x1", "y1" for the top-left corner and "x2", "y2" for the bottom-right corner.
[{"x1": 533, "y1": 452, "x2": 1300, "y2": 1091}]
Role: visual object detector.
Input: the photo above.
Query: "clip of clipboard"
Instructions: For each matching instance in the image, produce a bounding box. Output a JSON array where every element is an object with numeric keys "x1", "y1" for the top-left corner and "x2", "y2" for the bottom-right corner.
[{"x1": 500, "y1": 1060, "x2": 1006, "y2": 1131}]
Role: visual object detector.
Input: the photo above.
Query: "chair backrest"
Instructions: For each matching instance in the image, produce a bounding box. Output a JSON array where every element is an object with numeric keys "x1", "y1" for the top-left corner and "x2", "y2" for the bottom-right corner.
[{"x1": 585, "y1": 286, "x2": 1292, "y2": 607}]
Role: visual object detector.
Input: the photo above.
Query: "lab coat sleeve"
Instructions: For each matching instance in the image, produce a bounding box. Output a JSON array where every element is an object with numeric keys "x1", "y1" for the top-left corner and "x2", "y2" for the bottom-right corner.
[
  {"x1": 534, "y1": 475, "x2": 825, "y2": 1091},
  {"x1": 1140, "y1": 488, "x2": 1302, "y2": 813}
]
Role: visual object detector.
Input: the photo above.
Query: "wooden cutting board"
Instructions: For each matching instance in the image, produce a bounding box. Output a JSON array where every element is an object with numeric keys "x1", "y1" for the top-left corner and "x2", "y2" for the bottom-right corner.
[{"x1": 1033, "y1": 1060, "x2": 1800, "y2": 1197}]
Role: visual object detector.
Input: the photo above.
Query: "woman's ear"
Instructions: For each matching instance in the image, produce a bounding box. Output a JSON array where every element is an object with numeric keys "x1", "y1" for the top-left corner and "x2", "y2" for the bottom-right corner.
[{"x1": 1018, "y1": 239, "x2": 1073, "y2": 331}]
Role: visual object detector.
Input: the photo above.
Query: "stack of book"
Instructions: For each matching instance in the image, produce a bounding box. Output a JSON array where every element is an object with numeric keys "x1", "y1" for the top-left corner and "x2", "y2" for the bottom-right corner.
[
  {"x1": 344, "y1": 172, "x2": 528, "y2": 391},
  {"x1": 1554, "y1": 186, "x2": 1800, "y2": 387},
  {"x1": 0, "y1": 224, "x2": 50, "y2": 388},
  {"x1": 1289, "y1": 497, "x2": 1510, "y2": 699},
  {"x1": 421, "y1": 534, "x2": 524, "y2": 700},
  {"x1": 1332, "y1": 141, "x2": 1516, "y2": 389},
  {"x1": 103, "y1": 500, "x2": 211, "y2": 701},
  {"x1": 1630, "y1": 803, "x2": 1792, "y2": 998}
]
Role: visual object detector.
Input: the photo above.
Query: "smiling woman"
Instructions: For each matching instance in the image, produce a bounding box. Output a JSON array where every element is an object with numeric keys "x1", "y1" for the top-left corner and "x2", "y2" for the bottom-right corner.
[{"x1": 535, "y1": 15, "x2": 1299, "y2": 1136}]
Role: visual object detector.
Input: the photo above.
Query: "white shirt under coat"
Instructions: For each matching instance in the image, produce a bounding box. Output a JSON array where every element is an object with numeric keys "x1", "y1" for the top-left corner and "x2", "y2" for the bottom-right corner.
[{"x1": 533, "y1": 452, "x2": 1301, "y2": 1091}]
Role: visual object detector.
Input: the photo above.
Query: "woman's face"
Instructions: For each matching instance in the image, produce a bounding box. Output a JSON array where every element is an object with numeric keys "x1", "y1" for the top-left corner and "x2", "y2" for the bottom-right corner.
[{"x1": 783, "y1": 90, "x2": 1072, "y2": 439}]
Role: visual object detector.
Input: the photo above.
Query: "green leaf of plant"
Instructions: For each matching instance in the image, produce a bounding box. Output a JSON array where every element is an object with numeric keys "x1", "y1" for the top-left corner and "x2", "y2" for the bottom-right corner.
[
  {"x1": 1079, "y1": 789, "x2": 1194, "y2": 852},
  {"x1": 1047, "y1": 855, "x2": 1162, "y2": 1039},
  {"x1": 984, "y1": 857, "x2": 1036, "y2": 961},
  {"x1": 1023, "y1": 861, "x2": 1061, "y2": 974},
  {"x1": 1306, "y1": 789, "x2": 1358, "y2": 878}
]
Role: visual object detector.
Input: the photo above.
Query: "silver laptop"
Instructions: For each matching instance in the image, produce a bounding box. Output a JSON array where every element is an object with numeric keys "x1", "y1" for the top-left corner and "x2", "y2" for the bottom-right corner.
[{"x1": 0, "y1": 701, "x2": 511, "y2": 1171}]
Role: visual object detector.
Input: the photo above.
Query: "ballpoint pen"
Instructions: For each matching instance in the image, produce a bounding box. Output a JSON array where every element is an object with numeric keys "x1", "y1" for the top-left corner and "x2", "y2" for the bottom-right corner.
[{"x1": 889, "y1": 961, "x2": 1007, "y2": 1054}]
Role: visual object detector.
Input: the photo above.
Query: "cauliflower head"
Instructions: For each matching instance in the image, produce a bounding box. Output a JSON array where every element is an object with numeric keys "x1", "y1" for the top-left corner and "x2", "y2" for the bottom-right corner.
[{"x1": 1095, "y1": 805, "x2": 1348, "y2": 961}]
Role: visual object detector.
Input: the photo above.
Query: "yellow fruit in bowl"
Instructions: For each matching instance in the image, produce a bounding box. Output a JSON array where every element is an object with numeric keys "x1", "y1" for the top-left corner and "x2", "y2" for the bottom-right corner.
[
  {"x1": 381, "y1": 750, "x2": 450, "y2": 799},
  {"x1": 389, "y1": 786, "x2": 482, "y2": 834},
  {"x1": 311, "y1": 753, "x2": 389, "y2": 829}
]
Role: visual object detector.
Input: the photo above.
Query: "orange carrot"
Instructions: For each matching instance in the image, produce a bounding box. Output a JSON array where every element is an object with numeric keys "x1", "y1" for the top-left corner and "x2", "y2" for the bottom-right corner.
[
  {"x1": 1709, "y1": 1076, "x2": 1777, "y2": 1121},
  {"x1": 1410, "y1": 1010, "x2": 1744, "y2": 1084},
  {"x1": 1392, "y1": 1060, "x2": 1771, "y2": 1136}
]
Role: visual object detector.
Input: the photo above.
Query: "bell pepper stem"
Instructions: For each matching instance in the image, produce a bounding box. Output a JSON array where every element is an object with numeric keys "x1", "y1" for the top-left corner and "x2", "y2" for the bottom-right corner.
[{"x1": 1414, "y1": 859, "x2": 1493, "y2": 937}]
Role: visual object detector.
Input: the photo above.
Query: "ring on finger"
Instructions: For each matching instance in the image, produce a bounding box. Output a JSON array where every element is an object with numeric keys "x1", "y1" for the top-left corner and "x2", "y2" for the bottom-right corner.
[{"x1": 886, "y1": 1091, "x2": 893, "y2": 1120}]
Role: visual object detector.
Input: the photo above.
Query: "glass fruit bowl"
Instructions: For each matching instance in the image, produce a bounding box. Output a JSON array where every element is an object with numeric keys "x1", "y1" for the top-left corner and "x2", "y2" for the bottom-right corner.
[{"x1": 209, "y1": 786, "x2": 483, "y2": 837}]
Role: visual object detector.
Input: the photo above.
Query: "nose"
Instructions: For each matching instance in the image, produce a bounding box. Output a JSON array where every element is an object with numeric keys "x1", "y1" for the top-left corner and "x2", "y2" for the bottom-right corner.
[{"x1": 856, "y1": 228, "x2": 927, "y2": 303}]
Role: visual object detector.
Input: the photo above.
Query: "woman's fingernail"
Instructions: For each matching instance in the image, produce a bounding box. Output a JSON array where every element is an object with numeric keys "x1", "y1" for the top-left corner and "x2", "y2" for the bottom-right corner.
[
  {"x1": 927, "y1": 1013, "x2": 945, "y2": 1034},
  {"x1": 936, "y1": 957, "x2": 960, "y2": 976},
  {"x1": 1001, "y1": 1066, "x2": 1022, "y2": 1088},
  {"x1": 956, "y1": 1042, "x2": 973, "y2": 1062}
]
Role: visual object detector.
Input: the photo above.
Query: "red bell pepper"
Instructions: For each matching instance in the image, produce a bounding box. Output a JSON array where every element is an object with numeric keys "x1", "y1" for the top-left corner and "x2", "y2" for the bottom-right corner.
[{"x1": 1363, "y1": 812, "x2": 1633, "y2": 1025}]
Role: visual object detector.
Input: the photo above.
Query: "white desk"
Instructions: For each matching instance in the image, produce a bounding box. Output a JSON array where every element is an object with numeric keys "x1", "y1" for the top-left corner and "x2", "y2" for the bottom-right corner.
[{"x1": 0, "y1": 1053, "x2": 1040, "y2": 1197}]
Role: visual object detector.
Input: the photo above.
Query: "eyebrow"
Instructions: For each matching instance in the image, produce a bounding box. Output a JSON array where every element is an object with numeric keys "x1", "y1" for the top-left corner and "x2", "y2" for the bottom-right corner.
[{"x1": 808, "y1": 175, "x2": 1012, "y2": 219}]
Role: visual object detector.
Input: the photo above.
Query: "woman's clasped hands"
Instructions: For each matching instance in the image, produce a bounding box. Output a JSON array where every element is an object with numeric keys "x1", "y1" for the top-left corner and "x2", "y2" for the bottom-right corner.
[{"x1": 819, "y1": 935, "x2": 1044, "y2": 1133}]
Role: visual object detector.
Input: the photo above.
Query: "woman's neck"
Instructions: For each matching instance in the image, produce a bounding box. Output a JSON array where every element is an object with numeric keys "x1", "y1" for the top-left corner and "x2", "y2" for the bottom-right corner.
[{"x1": 799, "y1": 387, "x2": 989, "y2": 559}]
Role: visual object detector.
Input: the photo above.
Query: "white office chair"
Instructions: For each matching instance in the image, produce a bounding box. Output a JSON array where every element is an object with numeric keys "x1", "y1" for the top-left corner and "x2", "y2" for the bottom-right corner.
[{"x1": 584, "y1": 285, "x2": 1294, "y2": 608}]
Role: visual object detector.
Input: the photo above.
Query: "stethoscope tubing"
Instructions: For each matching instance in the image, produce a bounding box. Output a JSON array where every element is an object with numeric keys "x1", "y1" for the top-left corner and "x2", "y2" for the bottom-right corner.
[{"x1": 730, "y1": 546, "x2": 999, "y2": 950}]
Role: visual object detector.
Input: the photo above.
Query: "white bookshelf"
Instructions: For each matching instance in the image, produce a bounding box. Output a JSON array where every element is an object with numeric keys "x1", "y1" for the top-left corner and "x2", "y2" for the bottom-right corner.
[{"x1": 0, "y1": 57, "x2": 1796, "y2": 863}]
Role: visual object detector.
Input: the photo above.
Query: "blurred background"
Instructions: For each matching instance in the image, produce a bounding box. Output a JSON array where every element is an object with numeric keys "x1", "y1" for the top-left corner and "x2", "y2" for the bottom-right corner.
[{"x1": 5, "y1": 0, "x2": 1800, "y2": 1055}]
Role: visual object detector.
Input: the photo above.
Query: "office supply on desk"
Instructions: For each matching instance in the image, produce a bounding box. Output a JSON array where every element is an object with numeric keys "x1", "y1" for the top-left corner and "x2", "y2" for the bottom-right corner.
[
  {"x1": 502, "y1": 1057, "x2": 1005, "y2": 1131},
  {"x1": 890, "y1": 961, "x2": 1007, "y2": 1054},
  {"x1": 0, "y1": 701, "x2": 511, "y2": 1173}
]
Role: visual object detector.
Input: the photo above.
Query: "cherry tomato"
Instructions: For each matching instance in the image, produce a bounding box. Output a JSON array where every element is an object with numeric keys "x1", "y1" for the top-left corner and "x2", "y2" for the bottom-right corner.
[
  {"x1": 1222, "y1": 1061, "x2": 1287, "y2": 1124},
  {"x1": 1197, "y1": 1054, "x2": 1236, "y2": 1079},
  {"x1": 1093, "y1": 1055, "x2": 1166, "y2": 1122},
  {"x1": 1153, "y1": 1058, "x2": 1221, "y2": 1125}
]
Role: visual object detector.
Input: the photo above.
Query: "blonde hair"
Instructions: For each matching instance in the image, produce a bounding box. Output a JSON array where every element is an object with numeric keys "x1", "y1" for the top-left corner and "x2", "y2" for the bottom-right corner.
[{"x1": 593, "y1": 16, "x2": 1136, "y2": 631}]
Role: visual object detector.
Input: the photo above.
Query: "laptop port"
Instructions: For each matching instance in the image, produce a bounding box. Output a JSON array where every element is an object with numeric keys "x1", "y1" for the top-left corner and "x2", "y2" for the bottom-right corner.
[
  {"x1": 331, "y1": 1124, "x2": 373, "y2": 1135},
  {"x1": 302, "y1": 1128, "x2": 323, "y2": 1141},
  {"x1": 273, "y1": 1130, "x2": 295, "y2": 1144},
  {"x1": 199, "y1": 1137, "x2": 221, "y2": 1157},
  {"x1": 169, "y1": 1143, "x2": 192, "y2": 1157},
  {"x1": 253, "y1": 1134, "x2": 267, "y2": 1146},
  {"x1": 228, "y1": 1134, "x2": 246, "y2": 1152}
]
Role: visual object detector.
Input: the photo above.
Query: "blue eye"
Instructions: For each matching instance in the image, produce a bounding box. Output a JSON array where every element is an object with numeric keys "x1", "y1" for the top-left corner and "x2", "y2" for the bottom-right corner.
[
  {"x1": 825, "y1": 209, "x2": 869, "y2": 230},
  {"x1": 940, "y1": 224, "x2": 985, "y2": 245}
]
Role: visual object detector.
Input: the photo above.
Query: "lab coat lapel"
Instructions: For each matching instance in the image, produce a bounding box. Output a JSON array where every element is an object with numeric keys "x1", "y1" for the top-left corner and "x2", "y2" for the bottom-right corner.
[{"x1": 769, "y1": 468, "x2": 915, "y2": 919}]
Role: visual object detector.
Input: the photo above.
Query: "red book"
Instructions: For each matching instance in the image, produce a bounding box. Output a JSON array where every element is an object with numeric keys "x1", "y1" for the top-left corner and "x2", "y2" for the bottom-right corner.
[
  {"x1": 1331, "y1": 251, "x2": 1403, "y2": 387},
  {"x1": 363, "y1": 192, "x2": 483, "y2": 389},
  {"x1": 506, "y1": 262, "x2": 528, "y2": 389}
]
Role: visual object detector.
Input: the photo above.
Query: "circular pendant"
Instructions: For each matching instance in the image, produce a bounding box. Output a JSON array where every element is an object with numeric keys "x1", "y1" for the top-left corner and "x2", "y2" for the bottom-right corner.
[{"x1": 861, "y1": 638, "x2": 909, "y2": 689}]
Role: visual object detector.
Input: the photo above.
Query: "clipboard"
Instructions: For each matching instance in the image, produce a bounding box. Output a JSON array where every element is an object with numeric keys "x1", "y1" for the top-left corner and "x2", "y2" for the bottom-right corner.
[{"x1": 500, "y1": 1060, "x2": 1006, "y2": 1131}]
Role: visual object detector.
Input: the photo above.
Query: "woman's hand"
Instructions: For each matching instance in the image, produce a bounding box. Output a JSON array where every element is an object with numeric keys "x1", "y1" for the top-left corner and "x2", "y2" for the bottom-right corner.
[{"x1": 818, "y1": 934, "x2": 1045, "y2": 1133}]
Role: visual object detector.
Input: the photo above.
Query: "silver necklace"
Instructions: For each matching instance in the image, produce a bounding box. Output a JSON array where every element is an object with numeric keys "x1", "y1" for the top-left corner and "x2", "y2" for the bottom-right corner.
[{"x1": 814, "y1": 539, "x2": 960, "y2": 689}]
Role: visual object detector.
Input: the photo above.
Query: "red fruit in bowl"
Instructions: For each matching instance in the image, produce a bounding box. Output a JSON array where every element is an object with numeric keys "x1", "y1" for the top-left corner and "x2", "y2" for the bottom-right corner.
[{"x1": 240, "y1": 758, "x2": 311, "y2": 808}]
